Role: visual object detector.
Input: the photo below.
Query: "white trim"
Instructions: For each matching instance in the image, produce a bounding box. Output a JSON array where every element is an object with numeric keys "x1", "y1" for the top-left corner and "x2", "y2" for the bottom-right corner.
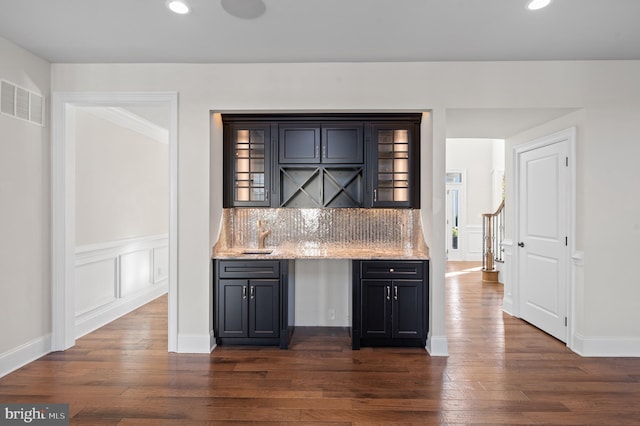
[
  {"x1": 501, "y1": 239, "x2": 515, "y2": 315},
  {"x1": 512, "y1": 127, "x2": 576, "y2": 348},
  {"x1": 573, "y1": 334, "x2": 640, "y2": 357},
  {"x1": 0, "y1": 335, "x2": 51, "y2": 379},
  {"x1": 426, "y1": 334, "x2": 449, "y2": 356},
  {"x1": 76, "y1": 234, "x2": 168, "y2": 262},
  {"x1": 177, "y1": 333, "x2": 216, "y2": 354},
  {"x1": 51, "y1": 95, "x2": 76, "y2": 351},
  {"x1": 51, "y1": 92, "x2": 179, "y2": 353},
  {"x1": 83, "y1": 106, "x2": 169, "y2": 144}
]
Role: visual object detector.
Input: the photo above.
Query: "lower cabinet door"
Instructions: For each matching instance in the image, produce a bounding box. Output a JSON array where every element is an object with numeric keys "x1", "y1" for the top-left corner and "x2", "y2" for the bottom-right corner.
[
  {"x1": 249, "y1": 279, "x2": 280, "y2": 338},
  {"x1": 361, "y1": 280, "x2": 392, "y2": 338},
  {"x1": 392, "y1": 280, "x2": 423, "y2": 339},
  {"x1": 218, "y1": 279, "x2": 248, "y2": 338}
]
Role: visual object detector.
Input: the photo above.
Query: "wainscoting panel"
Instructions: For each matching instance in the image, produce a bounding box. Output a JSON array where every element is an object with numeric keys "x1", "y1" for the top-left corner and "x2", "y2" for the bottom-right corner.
[
  {"x1": 75, "y1": 258, "x2": 117, "y2": 316},
  {"x1": 153, "y1": 246, "x2": 169, "y2": 283},
  {"x1": 75, "y1": 234, "x2": 168, "y2": 338},
  {"x1": 120, "y1": 249, "x2": 152, "y2": 297},
  {"x1": 466, "y1": 225, "x2": 483, "y2": 261}
]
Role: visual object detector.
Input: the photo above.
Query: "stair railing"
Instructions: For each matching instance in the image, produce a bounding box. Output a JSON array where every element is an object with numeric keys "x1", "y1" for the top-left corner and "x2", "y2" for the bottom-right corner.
[{"x1": 482, "y1": 200, "x2": 505, "y2": 271}]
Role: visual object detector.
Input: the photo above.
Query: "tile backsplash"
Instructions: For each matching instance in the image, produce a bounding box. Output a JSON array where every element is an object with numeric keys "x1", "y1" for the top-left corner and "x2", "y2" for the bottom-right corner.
[{"x1": 217, "y1": 208, "x2": 427, "y2": 251}]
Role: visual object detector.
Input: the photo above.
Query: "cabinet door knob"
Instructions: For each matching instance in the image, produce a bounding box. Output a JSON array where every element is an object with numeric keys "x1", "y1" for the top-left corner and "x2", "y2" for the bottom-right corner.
[
  {"x1": 250, "y1": 286, "x2": 255, "y2": 299},
  {"x1": 394, "y1": 285, "x2": 398, "y2": 301},
  {"x1": 242, "y1": 286, "x2": 247, "y2": 299},
  {"x1": 389, "y1": 268, "x2": 395, "y2": 273},
  {"x1": 386, "y1": 286, "x2": 391, "y2": 301}
]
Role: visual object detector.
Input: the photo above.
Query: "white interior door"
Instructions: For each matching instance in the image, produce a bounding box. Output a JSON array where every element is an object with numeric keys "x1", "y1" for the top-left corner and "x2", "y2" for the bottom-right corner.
[{"x1": 517, "y1": 137, "x2": 570, "y2": 342}]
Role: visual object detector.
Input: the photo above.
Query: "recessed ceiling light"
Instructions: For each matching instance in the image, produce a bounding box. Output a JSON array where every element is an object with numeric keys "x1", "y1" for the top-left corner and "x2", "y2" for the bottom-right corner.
[
  {"x1": 527, "y1": 0, "x2": 551, "y2": 10},
  {"x1": 167, "y1": 0, "x2": 190, "y2": 14}
]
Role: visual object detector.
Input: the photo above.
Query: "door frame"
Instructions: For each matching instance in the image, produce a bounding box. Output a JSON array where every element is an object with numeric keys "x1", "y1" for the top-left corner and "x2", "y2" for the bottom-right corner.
[
  {"x1": 51, "y1": 92, "x2": 178, "y2": 352},
  {"x1": 512, "y1": 127, "x2": 576, "y2": 349}
]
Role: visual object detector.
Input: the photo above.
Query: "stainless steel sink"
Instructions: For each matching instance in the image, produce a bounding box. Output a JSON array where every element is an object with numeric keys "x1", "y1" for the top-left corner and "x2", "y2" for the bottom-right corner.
[{"x1": 241, "y1": 249, "x2": 274, "y2": 255}]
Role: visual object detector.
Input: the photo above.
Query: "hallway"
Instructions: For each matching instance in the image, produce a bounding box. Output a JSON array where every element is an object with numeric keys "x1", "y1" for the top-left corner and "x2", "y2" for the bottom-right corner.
[{"x1": 1, "y1": 262, "x2": 639, "y2": 424}]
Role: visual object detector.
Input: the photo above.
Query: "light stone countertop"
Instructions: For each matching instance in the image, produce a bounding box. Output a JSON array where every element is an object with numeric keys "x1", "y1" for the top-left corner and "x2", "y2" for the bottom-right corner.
[{"x1": 213, "y1": 241, "x2": 429, "y2": 260}]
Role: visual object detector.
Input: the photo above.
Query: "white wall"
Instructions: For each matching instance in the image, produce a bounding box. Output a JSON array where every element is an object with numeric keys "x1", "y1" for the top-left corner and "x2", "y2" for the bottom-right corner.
[
  {"x1": 447, "y1": 138, "x2": 496, "y2": 221},
  {"x1": 295, "y1": 260, "x2": 351, "y2": 326},
  {"x1": 0, "y1": 37, "x2": 51, "y2": 376},
  {"x1": 42, "y1": 59, "x2": 640, "y2": 357},
  {"x1": 74, "y1": 107, "x2": 169, "y2": 245}
]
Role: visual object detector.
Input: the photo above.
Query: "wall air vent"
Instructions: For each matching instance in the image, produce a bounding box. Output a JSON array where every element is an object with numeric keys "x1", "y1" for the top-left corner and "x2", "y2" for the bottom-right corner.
[
  {"x1": 1, "y1": 80, "x2": 15, "y2": 115},
  {"x1": 15, "y1": 87, "x2": 30, "y2": 120},
  {"x1": 0, "y1": 79, "x2": 45, "y2": 126},
  {"x1": 29, "y1": 92, "x2": 44, "y2": 125}
]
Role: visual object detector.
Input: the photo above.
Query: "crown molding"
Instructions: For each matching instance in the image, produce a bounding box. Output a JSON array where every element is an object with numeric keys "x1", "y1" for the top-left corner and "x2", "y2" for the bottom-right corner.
[{"x1": 83, "y1": 106, "x2": 169, "y2": 144}]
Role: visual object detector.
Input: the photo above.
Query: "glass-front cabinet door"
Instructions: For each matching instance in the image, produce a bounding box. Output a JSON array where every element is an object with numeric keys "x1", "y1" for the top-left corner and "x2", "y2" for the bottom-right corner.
[
  {"x1": 369, "y1": 122, "x2": 418, "y2": 208},
  {"x1": 226, "y1": 122, "x2": 272, "y2": 207}
]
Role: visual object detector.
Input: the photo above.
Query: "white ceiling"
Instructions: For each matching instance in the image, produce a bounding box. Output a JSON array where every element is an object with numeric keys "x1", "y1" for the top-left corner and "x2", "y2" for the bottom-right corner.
[{"x1": 1, "y1": 0, "x2": 639, "y2": 64}]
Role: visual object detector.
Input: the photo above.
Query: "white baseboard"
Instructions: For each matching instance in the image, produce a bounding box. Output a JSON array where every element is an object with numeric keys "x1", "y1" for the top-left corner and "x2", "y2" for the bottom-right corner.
[
  {"x1": 177, "y1": 331, "x2": 215, "y2": 354},
  {"x1": 502, "y1": 295, "x2": 514, "y2": 316},
  {"x1": 75, "y1": 282, "x2": 168, "y2": 339},
  {"x1": 426, "y1": 334, "x2": 449, "y2": 356},
  {"x1": 572, "y1": 334, "x2": 640, "y2": 357},
  {"x1": 0, "y1": 334, "x2": 51, "y2": 378}
]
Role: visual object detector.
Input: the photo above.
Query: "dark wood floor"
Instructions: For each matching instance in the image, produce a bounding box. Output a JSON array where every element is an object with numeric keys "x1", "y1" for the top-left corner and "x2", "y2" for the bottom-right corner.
[{"x1": 2, "y1": 262, "x2": 640, "y2": 424}]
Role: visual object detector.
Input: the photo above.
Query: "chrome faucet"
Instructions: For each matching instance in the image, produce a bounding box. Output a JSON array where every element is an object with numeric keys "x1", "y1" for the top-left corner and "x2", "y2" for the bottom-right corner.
[{"x1": 257, "y1": 220, "x2": 271, "y2": 249}]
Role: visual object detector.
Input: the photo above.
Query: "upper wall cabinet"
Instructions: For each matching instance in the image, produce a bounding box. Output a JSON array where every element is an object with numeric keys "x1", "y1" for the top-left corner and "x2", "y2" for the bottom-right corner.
[
  {"x1": 223, "y1": 121, "x2": 274, "y2": 207},
  {"x1": 221, "y1": 114, "x2": 421, "y2": 208},
  {"x1": 368, "y1": 121, "x2": 420, "y2": 208},
  {"x1": 279, "y1": 122, "x2": 364, "y2": 164}
]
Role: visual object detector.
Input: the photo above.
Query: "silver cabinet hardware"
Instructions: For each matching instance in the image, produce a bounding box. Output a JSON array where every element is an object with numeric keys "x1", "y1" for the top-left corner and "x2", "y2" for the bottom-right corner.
[
  {"x1": 394, "y1": 285, "x2": 398, "y2": 301},
  {"x1": 242, "y1": 286, "x2": 247, "y2": 299},
  {"x1": 386, "y1": 286, "x2": 391, "y2": 301}
]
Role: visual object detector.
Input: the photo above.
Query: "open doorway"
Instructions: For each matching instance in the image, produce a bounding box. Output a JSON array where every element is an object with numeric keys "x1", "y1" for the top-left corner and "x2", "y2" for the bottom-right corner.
[
  {"x1": 446, "y1": 139, "x2": 504, "y2": 262},
  {"x1": 51, "y1": 93, "x2": 178, "y2": 352},
  {"x1": 73, "y1": 105, "x2": 169, "y2": 338}
]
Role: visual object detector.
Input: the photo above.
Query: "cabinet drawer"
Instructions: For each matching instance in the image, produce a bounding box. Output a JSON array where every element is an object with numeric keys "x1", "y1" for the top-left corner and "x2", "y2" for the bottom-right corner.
[
  {"x1": 360, "y1": 261, "x2": 423, "y2": 279},
  {"x1": 218, "y1": 260, "x2": 280, "y2": 278}
]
